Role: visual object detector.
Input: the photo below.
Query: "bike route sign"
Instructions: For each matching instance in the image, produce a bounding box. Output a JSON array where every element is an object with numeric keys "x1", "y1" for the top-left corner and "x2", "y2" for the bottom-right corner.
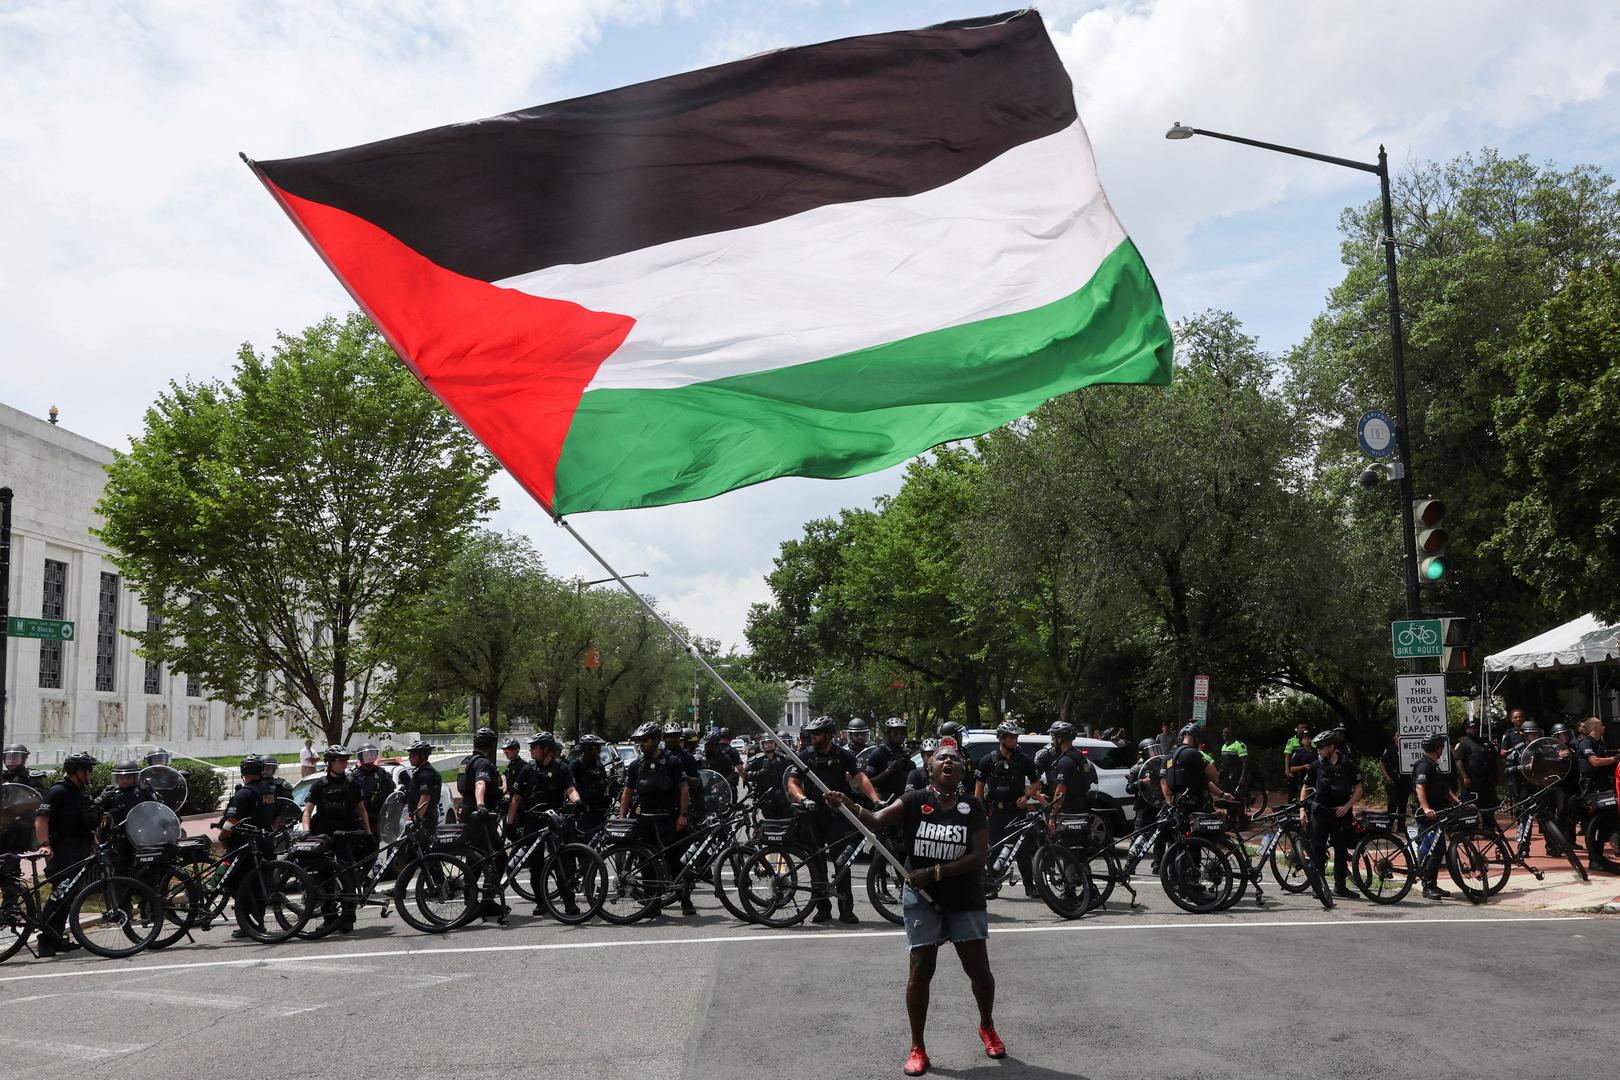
[
  {"x1": 1391, "y1": 618, "x2": 1443, "y2": 659},
  {"x1": 1396, "y1": 673, "x2": 1450, "y2": 774}
]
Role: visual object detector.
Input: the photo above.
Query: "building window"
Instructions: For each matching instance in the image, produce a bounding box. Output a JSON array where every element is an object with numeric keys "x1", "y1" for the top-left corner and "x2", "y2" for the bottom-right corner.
[
  {"x1": 143, "y1": 611, "x2": 162, "y2": 694},
  {"x1": 95, "y1": 572, "x2": 119, "y2": 692},
  {"x1": 186, "y1": 672, "x2": 200, "y2": 698},
  {"x1": 38, "y1": 559, "x2": 66, "y2": 690}
]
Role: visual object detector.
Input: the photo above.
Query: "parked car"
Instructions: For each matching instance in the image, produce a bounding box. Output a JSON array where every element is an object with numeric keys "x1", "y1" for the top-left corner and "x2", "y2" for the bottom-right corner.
[
  {"x1": 288, "y1": 761, "x2": 456, "y2": 825},
  {"x1": 951, "y1": 730, "x2": 1137, "y2": 840}
]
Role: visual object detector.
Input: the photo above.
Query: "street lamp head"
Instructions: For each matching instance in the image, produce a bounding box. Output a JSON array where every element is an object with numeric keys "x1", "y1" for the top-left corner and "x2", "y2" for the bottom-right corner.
[{"x1": 1165, "y1": 122, "x2": 1196, "y2": 141}]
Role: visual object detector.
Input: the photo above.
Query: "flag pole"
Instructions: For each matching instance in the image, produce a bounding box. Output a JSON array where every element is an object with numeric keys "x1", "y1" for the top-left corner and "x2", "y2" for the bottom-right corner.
[{"x1": 552, "y1": 514, "x2": 935, "y2": 907}]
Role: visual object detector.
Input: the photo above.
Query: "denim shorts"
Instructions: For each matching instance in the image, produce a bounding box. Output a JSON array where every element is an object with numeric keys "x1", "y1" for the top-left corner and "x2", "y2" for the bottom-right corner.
[{"x1": 902, "y1": 886, "x2": 988, "y2": 950}]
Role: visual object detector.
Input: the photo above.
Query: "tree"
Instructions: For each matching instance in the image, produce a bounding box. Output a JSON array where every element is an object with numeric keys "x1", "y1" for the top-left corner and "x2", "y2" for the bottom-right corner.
[
  {"x1": 1492, "y1": 262, "x2": 1620, "y2": 621},
  {"x1": 390, "y1": 531, "x2": 550, "y2": 733},
  {"x1": 97, "y1": 313, "x2": 498, "y2": 743}
]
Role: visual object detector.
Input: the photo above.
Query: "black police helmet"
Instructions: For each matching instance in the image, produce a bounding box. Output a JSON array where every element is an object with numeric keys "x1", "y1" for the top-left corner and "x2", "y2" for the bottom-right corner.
[
  {"x1": 1138, "y1": 738, "x2": 1157, "y2": 753},
  {"x1": 530, "y1": 731, "x2": 561, "y2": 750},
  {"x1": 408, "y1": 739, "x2": 434, "y2": 755},
  {"x1": 1048, "y1": 721, "x2": 1076, "y2": 741},
  {"x1": 144, "y1": 747, "x2": 171, "y2": 765},
  {"x1": 2, "y1": 743, "x2": 28, "y2": 758},
  {"x1": 883, "y1": 716, "x2": 908, "y2": 731},
  {"x1": 502, "y1": 737, "x2": 521, "y2": 751},
  {"x1": 577, "y1": 734, "x2": 605, "y2": 748},
  {"x1": 1522, "y1": 721, "x2": 1543, "y2": 736},
  {"x1": 112, "y1": 760, "x2": 141, "y2": 777},
  {"x1": 240, "y1": 754, "x2": 266, "y2": 775},
  {"x1": 632, "y1": 721, "x2": 663, "y2": 741},
  {"x1": 322, "y1": 745, "x2": 350, "y2": 763},
  {"x1": 1313, "y1": 730, "x2": 1340, "y2": 748},
  {"x1": 996, "y1": 721, "x2": 1023, "y2": 738},
  {"x1": 804, "y1": 715, "x2": 838, "y2": 735},
  {"x1": 1179, "y1": 723, "x2": 1201, "y2": 739},
  {"x1": 472, "y1": 727, "x2": 497, "y2": 749},
  {"x1": 1421, "y1": 733, "x2": 1448, "y2": 753},
  {"x1": 846, "y1": 717, "x2": 869, "y2": 733},
  {"x1": 1550, "y1": 723, "x2": 1571, "y2": 737},
  {"x1": 63, "y1": 752, "x2": 98, "y2": 772},
  {"x1": 939, "y1": 721, "x2": 964, "y2": 739}
]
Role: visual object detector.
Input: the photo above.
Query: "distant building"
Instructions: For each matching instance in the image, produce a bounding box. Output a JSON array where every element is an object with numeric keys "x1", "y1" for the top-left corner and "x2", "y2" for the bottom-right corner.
[
  {"x1": 782, "y1": 680, "x2": 811, "y2": 732},
  {"x1": 1, "y1": 402, "x2": 301, "y2": 765}
]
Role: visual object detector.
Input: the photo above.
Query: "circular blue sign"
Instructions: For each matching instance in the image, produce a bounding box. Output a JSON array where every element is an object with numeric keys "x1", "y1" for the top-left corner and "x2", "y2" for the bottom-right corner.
[{"x1": 1357, "y1": 410, "x2": 1396, "y2": 458}]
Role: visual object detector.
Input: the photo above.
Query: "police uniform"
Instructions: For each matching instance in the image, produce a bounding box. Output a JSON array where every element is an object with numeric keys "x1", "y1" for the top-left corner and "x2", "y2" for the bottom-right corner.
[
  {"x1": 1305, "y1": 752, "x2": 1359, "y2": 892},
  {"x1": 306, "y1": 770, "x2": 368, "y2": 926},
  {"x1": 785, "y1": 743, "x2": 861, "y2": 917},
  {"x1": 518, "y1": 757, "x2": 575, "y2": 814},
  {"x1": 1411, "y1": 756, "x2": 1453, "y2": 884},
  {"x1": 745, "y1": 751, "x2": 792, "y2": 817},
  {"x1": 1380, "y1": 742, "x2": 1412, "y2": 826},
  {"x1": 94, "y1": 781, "x2": 157, "y2": 833},
  {"x1": 704, "y1": 739, "x2": 743, "y2": 792},
  {"x1": 347, "y1": 764, "x2": 397, "y2": 853},
  {"x1": 1217, "y1": 739, "x2": 1249, "y2": 799},
  {"x1": 863, "y1": 739, "x2": 913, "y2": 804},
  {"x1": 38, "y1": 778, "x2": 98, "y2": 943},
  {"x1": 1575, "y1": 733, "x2": 1615, "y2": 795},
  {"x1": 1167, "y1": 744, "x2": 1211, "y2": 808},
  {"x1": 905, "y1": 765, "x2": 930, "y2": 792},
  {"x1": 625, "y1": 748, "x2": 687, "y2": 903},
  {"x1": 1287, "y1": 745, "x2": 1316, "y2": 802},
  {"x1": 402, "y1": 764, "x2": 443, "y2": 824},
  {"x1": 0, "y1": 766, "x2": 46, "y2": 853},
  {"x1": 457, "y1": 752, "x2": 506, "y2": 908},
  {"x1": 1454, "y1": 733, "x2": 1496, "y2": 808},
  {"x1": 977, "y1": 747, "x2": 1041, "y2": 892},
  {"x1": 503, "y1": 754, "x2": 530, "y2": 802},
  {"x1": 568, "y1": 751, "x2": 611, "y2": 834}
]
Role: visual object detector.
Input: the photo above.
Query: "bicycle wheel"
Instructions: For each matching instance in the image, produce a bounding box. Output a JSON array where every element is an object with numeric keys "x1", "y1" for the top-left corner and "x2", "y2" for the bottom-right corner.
[
  {"x1": 194, "y1": 856, "x2": 235, "y2": 928},
  {"x1": 864, "y1": 853, "x2": 905, "y2": 926},
  {"x1": 1084, "y1": 847, "x2": 1117, "y2": 910},
  {"x1": 142, "y1": 866, "x2": 204, "y2": 949},
  {"x1": 1033, "y1": 844, "x2": 1093, "y2": 919},
  {"x1": 1267, "y1": 826, "x2": 1313, "y2": 893},
  {"x1": 735, "y1": 845, "x2": 816, "y2": 928},
  {"x1": 69, "y1": 875, "x2": 163, "y2": 958},
  {"x1": 1210, "y1": 837, "x2": 1251, "y2": 911},
  {"x1": 393, "y1": 852, "x2": 475, "y2": 933},
  {"x1": 1541, "y1": 817, "x2": 1587, "y2": 882},
  {"x1": 540, "y1": 843, "x2": 605, "y2": 924},
  {"x1": 1447, "y1": 828, "x2": 1512, "y2": 903},
  {"x1": 1350, "y1": 830, "x2": 1415, "y2": 904},
  {"x1": 1159, "y1": 838, "x2": 1232, "y2": 914},
  {"x1": 0, "y1": 878, "x2": 38, "y2": 965},
  {"x1": 712, "y1": 843, "x2": 761, "y2": 924},
  {"x1": 596, "y1": 842, "x2": 664, "y2": 926},
  {"x1": 234, "y1": 861, "x2": 314, "y2": 943}
]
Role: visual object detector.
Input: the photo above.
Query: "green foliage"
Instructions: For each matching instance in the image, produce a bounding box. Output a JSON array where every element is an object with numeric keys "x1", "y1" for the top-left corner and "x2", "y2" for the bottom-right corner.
[
  {"x1": 1492, "y1": 262, "x2": 1620, "y2": 621},
  {"x1": 96, "y1": 313, "x2": 499, "y2": 744},
  {"x1": 80, "y1": 760, "x2": 228, "y2": 815}
]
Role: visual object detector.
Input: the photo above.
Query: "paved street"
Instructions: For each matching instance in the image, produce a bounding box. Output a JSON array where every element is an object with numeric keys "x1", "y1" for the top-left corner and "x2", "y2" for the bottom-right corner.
[{"x1": 1, "y1": 872, "x2": 1614, "y2": 1080}]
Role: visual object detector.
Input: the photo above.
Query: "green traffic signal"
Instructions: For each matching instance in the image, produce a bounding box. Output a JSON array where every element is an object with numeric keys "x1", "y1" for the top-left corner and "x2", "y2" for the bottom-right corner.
[{"x1": 1419, "y1": 555, "x2": 1446, "y2": 582}]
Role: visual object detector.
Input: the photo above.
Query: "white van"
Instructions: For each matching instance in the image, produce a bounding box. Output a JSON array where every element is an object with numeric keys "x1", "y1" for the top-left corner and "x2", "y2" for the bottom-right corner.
[{"x1": 957, "y1": 730, "x2": 1137, "y2": 839}]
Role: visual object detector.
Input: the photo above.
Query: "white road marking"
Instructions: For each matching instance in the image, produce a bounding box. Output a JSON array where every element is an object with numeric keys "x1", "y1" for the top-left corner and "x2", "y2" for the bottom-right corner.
[
  {"x1": 0, "y1": 1035, "x2": 144, "y2": 1060},
  {"x1": 82, "y1": 988, "x2": 257, "y2": 1009},
  {"x1": 0, "y1": 914, "x2": 1598, "y2": 986}
]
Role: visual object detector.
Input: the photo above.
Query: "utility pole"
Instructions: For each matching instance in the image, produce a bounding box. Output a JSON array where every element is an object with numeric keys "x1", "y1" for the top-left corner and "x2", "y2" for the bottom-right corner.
[{"x1": 0, "y1": 487, "x2": 12, "y2": 748}]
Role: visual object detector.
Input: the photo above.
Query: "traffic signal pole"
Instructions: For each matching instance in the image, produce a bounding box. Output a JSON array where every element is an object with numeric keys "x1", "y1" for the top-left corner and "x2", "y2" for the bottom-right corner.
[{"x1": 1378, "y1": 148, "x2": 1424, "y2": 624}]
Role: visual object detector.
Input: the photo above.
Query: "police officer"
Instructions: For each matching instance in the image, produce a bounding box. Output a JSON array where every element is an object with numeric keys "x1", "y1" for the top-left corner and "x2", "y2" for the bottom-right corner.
[
  {"x1": 844, "y1": 717, "x2": 872, "y2": 755},
  {"x1": 348, "y1": 743, "x2": 397, "y2": 852},
  {"x1": 1285, "y1": 731, "x2": 1316, "y2": 803},
  {"x1": 401, "y1": 740, "x2": 443, "y2": 825},
  {"x1": 786, "y1": 715, "x2": 880, "y2": 924},
  {"x1": 34, "y1": 752, "x2": 98, "y2": 956},
  {"x1": 864, "y1": 717, "x2": 914, "y2": 805},
  {"x1": 568, "y1": 734, "x2": 613, "y2": 834},
  {"x1": 220, "y1": 755, "x2": 283, "y2": 937},
  {"x1": 2, "y1": 744, "x2": 46, "y2": 793},
  {"x1": 1413, "y1": 732, "x2": 1457, "y2": 900},
  {"x1": 907, "y1": 739, "x2": 939, "y2": 792},
  {"x1": 662, "y1": 725, "x2": 704, "y2": 821},
  {"x1": 704, "y1": 728, "x2": 745, "y2": 792},
  {"x1": 975, "y1": 721, "x2": 1043, "y2": 897},
  {"x1": 938, "y1": 721, "x2": 965, "y2": 745},
  {"x1": 682, "y1": 727, "x2": 704, "y2": 767},
  {"x1": 1453, "y1": 719, "x2": 1496, "y2": 810},
  {"x1": 1378, "y1": 731, "x2": 1411, "y2": 831},
  {"x1": 620, "y1": 722, "x2": 694, "y2": 916},
  {"x1": 1575, "y1": 717, "x2": 1616, "y2": 872},
  {"x1": 1045, "y1": 721, "x2": 1094, "y2": 821},
  {"x1": 510, "y1": 731, "x2": 582, "y2": 915},
  {"x1": 1127, "y1": 739, "x2": 1168, "y2": 870},
  {"x1": 260, "y1": 755, "x2": 295, "y2": 802},
  {"x1": 1217, "y1": 726, "x2": 1250, "y2": 815},
  {"x1": 501, "y1": 737, "x2": 528, "y2": 799},
  {"x1": 301, "y1": 746, "x2": 371, "y2": 932},
  {"x1": 1162, "y1": 724, "x2": 1224, "y2": 809},
  {"x1": 744, "y1": 731, "x2": 793, "y2": 817},
  {"x1": 94, "y1": 761, "x2": 158, "y2": 831},
  {"x1": 144, "y1": 747, "x2": 173, "y2": 768},
  {"x1": 1499, "y1": 708, "x2": 1530, "y2": 764},
  {"x1": 459, "y1": 728, "x2": 507, "y2": 919},
  {"x1": 1547, "y1": 723, "x2": 1580, "y2": 847},
  {"x1": 1301, "y1": 730, "x2": 1362, "y2": 901}
]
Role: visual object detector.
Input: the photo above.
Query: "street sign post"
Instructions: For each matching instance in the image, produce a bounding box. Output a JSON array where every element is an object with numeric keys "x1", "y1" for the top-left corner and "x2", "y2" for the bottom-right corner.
[
  {"x1": 5, "y1": 616, "x2": 74, "y2": 641},
  {"x1": 1391, "y1": 619, "x2": 1442, "y2": 659},
  {"x1": 1192, "y1": 675, "x2": 1210, "y2": 725},
  {"x1": 1396, "y1": 673, "x2": 1449, "y2": 774}
]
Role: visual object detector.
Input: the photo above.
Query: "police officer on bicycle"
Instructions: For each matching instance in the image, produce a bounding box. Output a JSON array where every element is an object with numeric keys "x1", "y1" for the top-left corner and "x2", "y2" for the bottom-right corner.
[
  {"x1": 402, "y1": 740, "x2": 442, "y2": 825},
  {"x1": 745, "y1": 731, "x2": 793, "y2": 817},
  {"x1": 510, "y1": 731, "x2": 581, "y2": 915},
  {"x1": 620, "y1": 722, "x2": 695, "y2": 916},
  {"x1": 348, "y1": 743, "x2": 397, "y2": 852},
  {"x1": 459, "y1": 728, "x2": 508, "y2": 919},
  {"x1": 1162, "y1": 724, "x2": 1225, "y2": 809},
  {"x1": 1413, "y1": 732, "x2": 1457, "y2": 900},
  {"x1": 301, "y1": 746, "x2": 371, "y2": 931},
  {"x1": 864, "y1": 718, "x2": 914, "y2": 805},
  {"x1": 568, "y1": 734, "x2": 613, "y2": 834},
  {"x1": 1301, "y1": 730, "x2": 1361, "y2": 901},
  {"x1": 976, "y1": 721, "x2": 1043, "y2": 896},
  {"x1": 34, "y1": 752, "x2": 98, "y2": 956},
  {"x1": 220, "y1": 755, "x2": 283, "y2": 937},
  {"x1": 785, "y1": 715, "x2": 880, "y2": 924}
]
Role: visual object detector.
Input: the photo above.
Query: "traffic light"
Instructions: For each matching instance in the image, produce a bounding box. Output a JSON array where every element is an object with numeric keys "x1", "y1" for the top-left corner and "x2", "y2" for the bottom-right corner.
[
  {"x1": 1441, "y1": 616, "x2": 1472, "y2": 673},
  {"x1": 1412, "y1": 498, "x2": 1448, "y2": 584}
]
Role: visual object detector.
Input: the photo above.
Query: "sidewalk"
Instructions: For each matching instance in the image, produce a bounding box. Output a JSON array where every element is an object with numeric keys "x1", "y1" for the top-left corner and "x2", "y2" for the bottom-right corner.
[{"x1": 1492, "y1": 869, "x2": 1620, "y2": 913}]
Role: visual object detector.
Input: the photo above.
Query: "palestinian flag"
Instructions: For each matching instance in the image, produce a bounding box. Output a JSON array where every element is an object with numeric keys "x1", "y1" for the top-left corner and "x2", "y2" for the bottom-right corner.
[{"x1": 249, "y1": 10, "x2": 1172, "y2": 515}]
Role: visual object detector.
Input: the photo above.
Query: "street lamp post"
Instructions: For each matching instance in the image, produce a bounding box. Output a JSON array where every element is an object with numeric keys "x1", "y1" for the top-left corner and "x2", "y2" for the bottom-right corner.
[
  {"x1": 573, "y1": 571, "x2": 648, "y2": 741},
  {"x1": 1166, "y1": 123, "x2": 1423, "y2": 622}
]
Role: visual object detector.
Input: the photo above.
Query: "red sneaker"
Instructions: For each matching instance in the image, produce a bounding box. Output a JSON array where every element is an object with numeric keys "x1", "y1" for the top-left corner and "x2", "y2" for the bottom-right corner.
[
  {"x1": 903, "y1": 1046, "x2": 930, "y2": 1075},
  {"x1": 979, "y1": 1026, "x2": 1007, "y2": 1058}
]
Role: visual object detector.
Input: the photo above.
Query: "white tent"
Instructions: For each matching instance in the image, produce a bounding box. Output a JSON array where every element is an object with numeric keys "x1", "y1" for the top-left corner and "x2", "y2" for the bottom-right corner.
[
  {"x1": 1483, "y1": 613, "x2": 1620, "y2": 672},
  {"x1": 1480, "y1": 613, "x2": 1620, "y2": 734}
]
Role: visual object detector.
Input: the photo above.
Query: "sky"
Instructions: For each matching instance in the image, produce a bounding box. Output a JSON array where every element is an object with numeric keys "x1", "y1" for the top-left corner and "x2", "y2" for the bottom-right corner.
[{"x1": 4, "y1": 1, "x2": 1619, "y2": 650}]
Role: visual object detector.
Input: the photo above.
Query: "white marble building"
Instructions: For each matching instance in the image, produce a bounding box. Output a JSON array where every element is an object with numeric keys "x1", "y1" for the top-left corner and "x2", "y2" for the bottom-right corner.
[
  {"x1": 1, "y1": 402, "x2": 302, "y2": 765},
  {"x1": 782, "y1": 680, "x2": 811, "y2": 733}
]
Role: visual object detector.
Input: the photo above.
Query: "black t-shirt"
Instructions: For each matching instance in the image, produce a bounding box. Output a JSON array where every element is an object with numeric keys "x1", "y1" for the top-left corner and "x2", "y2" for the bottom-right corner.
[
  {"x1": 306, "y1": 772, "x2": 365, "y2": 834},
  {"x1": 403, "y1": 765, "x2": 443, "y2": 820},
  {"x1": 786, "y1": 745, "x2": 859, "y2": 806},
  {"x1": 905, "y1": 766, "x2": 929, "y2": 792},
  {"x1": 503, "y1": 756, "x2": 529, "y2": 796},
  {"x1": 1412, "y1": 756, "x2": 1453, "y2": 808},
  {"x1": 457, "y1": 753, "x2": 503, "y2": 812},
  {"x1": 1306, "y1": 753, "x2": 1359, "y2": 810},
  {"x1": 626, "y1": 751, "x2": 683, "y2": 815},
  {"x1": 863, "y1": 741, "x2": 913, "y2": 802},
  {"x1": 900, "y1": 788, "x2": 987, "y2": 912},
  {"x1": 224, "y1": 777, "x2": 282, "y2": 833},
  {"x1": 348, "y1": 764, "x2": 397, "y2": 822},
  {"x1": 976, "y1": 749, "x2": 1041, "y2": 814},
  {"x1": 1500, "y1": 729, "x2": 1527, "y2": 756},
  {"x1": 519, "y1": 757, "x2": 575, "y2": 812},
  {"x1": 1576, "y1": 735, "x2": 1615, "y2": 789},
  {"x1": 1454, "y1": 736, "x2": 1491, "y2": 783},
  {"x1": 705, "y1": 743, "x2": 742, "y2": 775},
  {"x1": 1380, "y1": 744, "x2": 1404, "y2": 781},
  {"x1": 569, "y1": 753, "x2": 610, "y2": 809},
  {"x1": 1049, "y1": 749, "x2": 1095, "y2": 811},
  {"x1": 1288, "y1": 747, "x2": 1317, "y2": 784},
  {"x1": 40, "y1": 780, "x2": 95, "y2": 848}
]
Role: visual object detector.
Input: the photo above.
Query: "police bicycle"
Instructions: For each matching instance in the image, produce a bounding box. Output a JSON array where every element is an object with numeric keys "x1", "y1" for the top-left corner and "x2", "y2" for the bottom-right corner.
[
  {"x1": 1, "y1": 838, "x2": 165, "y2": 960},
  {"x1": 1406, "y1": 796, "x2": 1510, "y2": 903},
  {"x1": 595, "y1": 785, "x2": 765, "y2": 925},
  {"x1": 464, "y1": 804, "x2": 608, "y2": 924},
  {"x1": 731, "y1": 805, "x2": 906, "y2": 928},
  {"x1": 1026, "y1": 810, "x2": 1106, "y2": 919}
]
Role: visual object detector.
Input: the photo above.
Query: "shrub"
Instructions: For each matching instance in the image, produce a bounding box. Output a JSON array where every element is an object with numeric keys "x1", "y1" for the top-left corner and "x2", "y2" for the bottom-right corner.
[{"x1": 69, "y1": 758, "x2": 228, "y2": 816}]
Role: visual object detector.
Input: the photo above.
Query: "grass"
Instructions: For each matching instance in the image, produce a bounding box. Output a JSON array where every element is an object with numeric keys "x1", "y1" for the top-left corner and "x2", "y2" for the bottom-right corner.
[{"x1": 194, "y1": 753, "x2": 301, "y2": 767}]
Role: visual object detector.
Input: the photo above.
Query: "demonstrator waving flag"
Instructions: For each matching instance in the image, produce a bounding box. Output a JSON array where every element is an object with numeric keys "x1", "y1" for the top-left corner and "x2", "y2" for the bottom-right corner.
[{"x1": 246, "y1": 10, "x2": 1172, "y2": 516}]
